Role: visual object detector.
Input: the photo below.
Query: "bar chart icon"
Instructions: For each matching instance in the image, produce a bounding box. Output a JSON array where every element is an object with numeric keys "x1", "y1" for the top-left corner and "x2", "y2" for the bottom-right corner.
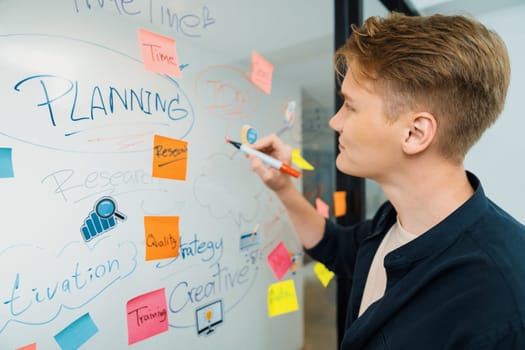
[{"x1": 81, "y1": 196, "x2": 126, "y2": 241}]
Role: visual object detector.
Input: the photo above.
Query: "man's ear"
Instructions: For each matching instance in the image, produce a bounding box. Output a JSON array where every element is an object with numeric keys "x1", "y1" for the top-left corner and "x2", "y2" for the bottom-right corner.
[{"x1": 402, "y1": 112, "x2": 437, "y2": 155}]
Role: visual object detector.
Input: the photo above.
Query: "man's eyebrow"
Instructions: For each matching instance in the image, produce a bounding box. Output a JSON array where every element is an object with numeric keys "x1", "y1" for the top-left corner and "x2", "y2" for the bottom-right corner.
[{"x1": 339, "y1": 91, "x2": 353, "y2": 101}]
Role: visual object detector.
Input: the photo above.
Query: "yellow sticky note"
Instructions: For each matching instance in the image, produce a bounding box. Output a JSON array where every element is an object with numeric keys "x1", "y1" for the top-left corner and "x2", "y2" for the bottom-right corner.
[
  {"x1": 138, "y1": 28, "x2": 181, "y2": 77},
  {"x1": 291, "y1": 149, "x2": 314, "y2": 170},
  {"x1": 144, "y1": 216, "x2": 180, "y2": 261},
  {"x1": 267, "y1": 279, "x2": 299, "y2": 317},
  {"x1": 251, "y1": 51, "x2": 274, "y2": 95},
  {"x1": 333, "y1": 191, "x2": 347, "y2": 217},
  {"x1": 152, "y1": 135, "x2": 188, "y2": 180},
  {"x1": 313, "y1": 262, "x2": 335, "y2": 288}
]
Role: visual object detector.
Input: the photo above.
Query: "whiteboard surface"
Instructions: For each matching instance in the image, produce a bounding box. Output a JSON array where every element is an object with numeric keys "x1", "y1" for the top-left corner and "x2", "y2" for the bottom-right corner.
[{"x1": 0, "y1": 1, "x2": 304, "y2": 349}]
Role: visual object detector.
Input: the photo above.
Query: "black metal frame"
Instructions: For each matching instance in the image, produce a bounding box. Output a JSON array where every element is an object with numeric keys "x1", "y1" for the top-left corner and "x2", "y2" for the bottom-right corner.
[{"x1": 333, "y1": 0, "x2": 418, "y2": 347}]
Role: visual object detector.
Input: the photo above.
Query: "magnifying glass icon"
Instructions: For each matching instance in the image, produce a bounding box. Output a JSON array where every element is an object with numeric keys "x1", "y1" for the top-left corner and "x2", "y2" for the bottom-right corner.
[{"x1": 95, "y1": 197, "x2": 126, "y2": 221}]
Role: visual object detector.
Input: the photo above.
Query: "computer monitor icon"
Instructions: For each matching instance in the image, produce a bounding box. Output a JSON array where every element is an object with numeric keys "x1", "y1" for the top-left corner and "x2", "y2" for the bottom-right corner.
[{"x1": 195, "y1": 299, "x2": 223, "y2": 336}]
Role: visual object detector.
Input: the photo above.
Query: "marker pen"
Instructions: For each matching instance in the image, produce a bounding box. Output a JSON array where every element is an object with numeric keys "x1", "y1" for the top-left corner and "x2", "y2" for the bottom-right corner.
[{"x1": 226, "y1": 138, "x2": 301, "y2": 178}]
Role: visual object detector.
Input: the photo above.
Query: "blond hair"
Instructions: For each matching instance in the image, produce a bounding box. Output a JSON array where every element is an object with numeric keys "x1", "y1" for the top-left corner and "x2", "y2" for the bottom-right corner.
[{"x1": 335, "y1": 12, "x2": 511, "y2": 162}]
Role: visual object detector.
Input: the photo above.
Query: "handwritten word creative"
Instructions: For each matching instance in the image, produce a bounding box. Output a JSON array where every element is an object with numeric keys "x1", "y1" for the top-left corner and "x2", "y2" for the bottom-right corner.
[
  {"x1": 169, "y1": 263, "x2": 249, "y2": 313},
  {"x1": 144, "y1": 216, "x2": 180, "y2": 261},
  {"x1": 72, "y1": 1, "x2": 216, "y2": 38},
  {"x1": 167, "y1": 258, "x2": 259, "y2": 321},
  {"x1": 127, "y1": 288, "x2": 168, "y2": 345},
  {"x1": 138, "y1": 28, "x2": 182, "y2": 77},
  {"x1": 267, "y1": 280, "x2": 299, "y2": 318},
  {"x1": 152, "y1": 135, "x2": 188, "y2": 180}
]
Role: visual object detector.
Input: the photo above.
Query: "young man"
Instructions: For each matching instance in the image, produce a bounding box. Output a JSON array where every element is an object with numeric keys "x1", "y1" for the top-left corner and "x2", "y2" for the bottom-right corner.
[{"x1": 249, "y1": 12, "x2": 525, "y2": 349}]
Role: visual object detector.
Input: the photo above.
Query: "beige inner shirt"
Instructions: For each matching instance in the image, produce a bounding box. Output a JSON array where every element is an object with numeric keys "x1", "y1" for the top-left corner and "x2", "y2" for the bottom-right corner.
[{"x1": 358, "y1": 219, "x2": 418, "y2": 317}]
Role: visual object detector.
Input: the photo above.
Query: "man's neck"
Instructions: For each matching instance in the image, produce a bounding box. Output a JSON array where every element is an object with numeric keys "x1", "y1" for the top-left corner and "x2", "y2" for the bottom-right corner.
[{"x1": 380, "y1": 162, "x2": 474, "y2": 236}]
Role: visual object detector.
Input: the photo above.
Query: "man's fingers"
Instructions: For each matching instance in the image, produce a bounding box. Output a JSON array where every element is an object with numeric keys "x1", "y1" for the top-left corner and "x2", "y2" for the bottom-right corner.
[
  {"x1": 252, "y1": 133, "x2": 281, "y2": 152},
  {"x1": 249, "y1": 155, "x2": 276, "y2": 182}
]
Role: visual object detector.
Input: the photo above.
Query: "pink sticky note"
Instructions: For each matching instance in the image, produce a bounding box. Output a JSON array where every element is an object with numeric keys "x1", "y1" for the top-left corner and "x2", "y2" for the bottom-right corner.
[
  {"x1": 17, "y1": 343, "x2": 36, "y2": 350},
  {"x1": 138, "y1": 28, "x2": 181, "y2": 77},
  {"x1": 267, "y1": 242, "x2": 293, "y2": 280},
  {"x1": 315, "y1": 197, "x2": 330, "y2": 219},
  {"x1": 127, "y1": 288, "x2": 169, "y2": 345},
  {"x1": 250, "y1": 51, "x2": 274, "y2": 94}
]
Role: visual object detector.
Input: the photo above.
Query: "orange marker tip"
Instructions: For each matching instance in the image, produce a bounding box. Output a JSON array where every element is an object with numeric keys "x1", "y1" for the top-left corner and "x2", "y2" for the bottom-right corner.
[{"x1": 225, "y1": 136, "x2": 230, "y2": 143}]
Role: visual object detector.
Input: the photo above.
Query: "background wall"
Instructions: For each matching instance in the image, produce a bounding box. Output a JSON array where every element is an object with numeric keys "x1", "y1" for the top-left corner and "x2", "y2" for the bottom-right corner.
[
  {"x1": 362, "y1": 1, "x2": 525, "y2": 223},
  {"x1": 465, "y1": 3, "x2": 525, "y2": 223}
]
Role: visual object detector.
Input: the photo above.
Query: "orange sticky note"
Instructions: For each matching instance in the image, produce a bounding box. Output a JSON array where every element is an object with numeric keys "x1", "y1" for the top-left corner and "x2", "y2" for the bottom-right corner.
[
  {"x1": 333, "y1": 191, "x2": 347, "y2": 217},
  {"x1": 127, "y1": 288, "x2": 169, "y2": 345},
  {"x1": 152, "y1": 135, "x2": 188, "y2": 180},
  {"x1": 144, "y1": 216, "x2": 180, "y2": 261},
  {"x1": 250, "y1": 51, "x2": 273, "y2": 94},
  {"x1": 267, "y1": 279, "x2": 299, "y2": 317},
  {"x1": 17, "y1": 343, "x2": 36, "y2": 350},
  {"x1": 315, "y1": 197, "x2": 330, "y2": 219},
  {"x1": 138, "y1": 28, "x2": 181, "y2": 77}
]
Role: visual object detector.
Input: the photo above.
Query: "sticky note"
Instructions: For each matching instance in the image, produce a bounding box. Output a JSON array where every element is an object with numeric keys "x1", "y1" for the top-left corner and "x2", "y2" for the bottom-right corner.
[
  {"x1": 127, "y1": 288, "x2": 169, "y2": 345},
  {"x1": 0, "y1": 148, "x2": 14, "y2": 178},
  {"x1": 284, "y1": 100, "x2": 296, "y2": 125},
  {"x1": 138, "y1": 28, "x2": 181, "y2": 77},
  {"x1": 250, "y1": 51, "x2": 273, "y2": 94},
  {"x1": 291, "y1": 149, "x2": 314, "y2": 170},
  {"x1": 315, "y1": 197, "x2": 330, "y2": 219},
  {"x1": 333, "y1": 191, "x2": 347, "y2": 217},
  {"x1": 241, "y1": 124, "x2": 258, "y2": 144},
  {"x1": 17, "y1": 343, "x2": 36, "y2": 350},
  {"x1": 54, "y1": 313, "x2": 98, "y2": 350},
  {"x1": 144, "y1": 216, "x2": 180, "y2": 261},
  {"x1": 267, "y1": 241, "x2": 292, "y2": 281},
  {"x1": 152, "y1": 135, "x2": 188, "y2": 180},
  {"x1": 267, "y1": 279, "x2": 299, "y2": 317},
  {"x1": 314, "y1": 262, "x2": 335, "y2": 287}
]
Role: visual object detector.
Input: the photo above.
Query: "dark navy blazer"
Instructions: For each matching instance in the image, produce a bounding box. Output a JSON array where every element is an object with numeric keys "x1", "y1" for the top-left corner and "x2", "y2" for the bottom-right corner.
[{"x1": 306, "y1": 172, "x2": 525, "y2": 349}]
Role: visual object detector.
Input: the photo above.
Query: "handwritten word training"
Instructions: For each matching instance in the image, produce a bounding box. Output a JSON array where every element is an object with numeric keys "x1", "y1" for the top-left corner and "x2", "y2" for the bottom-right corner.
[{"x1": 128, "y1": 305, "x2": 167, "y2": 326}]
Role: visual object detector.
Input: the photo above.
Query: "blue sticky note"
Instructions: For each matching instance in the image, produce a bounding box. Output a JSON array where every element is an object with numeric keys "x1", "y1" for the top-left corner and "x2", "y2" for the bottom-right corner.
[
  {"x1": 0, "y1": 148, "x2": 14, "y2": 178},
  {"x1": 54, "y1": 313, "x2": 99, "y2": 350}
]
